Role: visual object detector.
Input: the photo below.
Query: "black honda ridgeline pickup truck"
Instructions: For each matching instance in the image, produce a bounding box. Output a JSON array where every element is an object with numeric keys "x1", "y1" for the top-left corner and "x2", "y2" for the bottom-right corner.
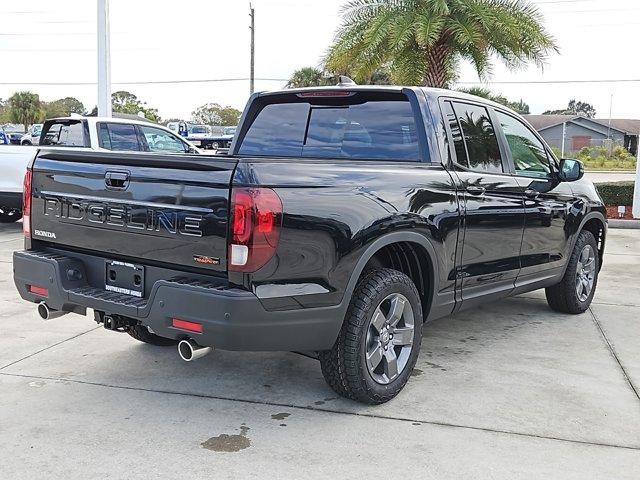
[{"x1": 14, "y1": 85, "x2": 606, "y2": 404}]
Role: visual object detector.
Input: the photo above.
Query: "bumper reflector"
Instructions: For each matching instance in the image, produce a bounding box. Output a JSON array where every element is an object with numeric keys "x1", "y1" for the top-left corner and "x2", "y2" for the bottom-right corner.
[
  {"x1": 172, "y1": 318, "x2": 203, "y2": 333},
  {"x1": 28, "y1": 285, "x2": 49, "y2": 297}
]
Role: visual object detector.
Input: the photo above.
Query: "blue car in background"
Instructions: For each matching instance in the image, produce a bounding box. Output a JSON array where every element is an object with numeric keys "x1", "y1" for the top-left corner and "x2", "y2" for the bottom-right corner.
[{"x1": 0, "y1": 127, "x2": 10, "y2": 146}]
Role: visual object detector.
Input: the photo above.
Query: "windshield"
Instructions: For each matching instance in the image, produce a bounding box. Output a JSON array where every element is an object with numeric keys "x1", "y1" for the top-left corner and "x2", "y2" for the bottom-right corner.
[
  {"x1": 223, "y1": 127, "x2": 237, "y2": 136},
  {"x1": 32, "y1": 124, "x2": 43, "y2": 136}
]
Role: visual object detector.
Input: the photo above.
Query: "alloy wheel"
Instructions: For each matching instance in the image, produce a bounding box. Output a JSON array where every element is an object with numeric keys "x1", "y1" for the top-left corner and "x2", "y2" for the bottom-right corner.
[
  {"x1": 576, "y1": 244, "x2": 596, "y2": 302},
  {"x1": 365, "y1": 293, "x2": 415, "y2": 384}
]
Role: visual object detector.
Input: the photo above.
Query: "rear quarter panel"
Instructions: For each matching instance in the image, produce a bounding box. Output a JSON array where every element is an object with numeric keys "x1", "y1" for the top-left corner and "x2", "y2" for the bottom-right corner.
[{"x1": 232, "y1": 158, "x2": 460, "y2": 311}]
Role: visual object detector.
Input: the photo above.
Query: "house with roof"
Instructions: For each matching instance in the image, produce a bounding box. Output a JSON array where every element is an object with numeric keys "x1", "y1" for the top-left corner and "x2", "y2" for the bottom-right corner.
[{"x1": 523, "y1": 114, "x2": 640, "y2": 156}]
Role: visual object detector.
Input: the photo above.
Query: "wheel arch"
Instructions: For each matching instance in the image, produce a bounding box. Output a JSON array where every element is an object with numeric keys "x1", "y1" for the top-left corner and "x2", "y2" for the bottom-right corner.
[
  {"x1": 341, "y1": 232, "x2": 439, "y2": 321},
  {"x1": 565, "y1": 211, "x2": 607, "y2": 275}
]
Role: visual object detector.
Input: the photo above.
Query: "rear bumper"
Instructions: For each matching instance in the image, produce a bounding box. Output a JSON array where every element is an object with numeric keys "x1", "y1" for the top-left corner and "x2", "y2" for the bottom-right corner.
[{"x1": 13, "y1": 249, "x2": 342, "y2": 351}]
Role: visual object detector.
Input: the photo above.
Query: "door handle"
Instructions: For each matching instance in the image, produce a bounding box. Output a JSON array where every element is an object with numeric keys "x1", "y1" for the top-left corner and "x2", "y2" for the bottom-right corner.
[
  {"x1": 105, "y1": 171, "x2": 130, "y2": 190},
  {"x1": 524, "y1": 189, "x2": 540, "y2": 199},
  {"x1": 466, "y1": 185, "x2": 486, "y2": 196}
]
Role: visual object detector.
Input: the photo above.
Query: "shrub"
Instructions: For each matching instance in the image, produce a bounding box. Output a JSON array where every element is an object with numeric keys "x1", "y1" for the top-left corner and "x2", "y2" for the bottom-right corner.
[{"x1": 596, "y1": 182, "x2": 635, "y2": 206}]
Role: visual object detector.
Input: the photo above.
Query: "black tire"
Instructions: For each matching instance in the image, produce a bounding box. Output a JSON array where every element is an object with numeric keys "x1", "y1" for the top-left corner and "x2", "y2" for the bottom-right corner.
[
  {"x1": 127, "y1": 325, "x2": 177, "y2": 346},
  {"x1": 319, "y1": 268, "x2": 423, "y2": 404},
  {"x1": 0, "y1": 209, "x2": 22, "y2": 223},
  {"x1": 546, "y1": 230, "x2": 599, "y2": 314}
]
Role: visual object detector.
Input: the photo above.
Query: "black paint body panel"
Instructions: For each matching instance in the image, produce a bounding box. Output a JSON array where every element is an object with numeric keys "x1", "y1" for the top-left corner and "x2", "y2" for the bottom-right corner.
[
  {"x1": 15, "y1": 87, "x2": 607, "y2": 352},
  {"x1": 30, "y1": 151, "x2": 236, "y2": 273}
]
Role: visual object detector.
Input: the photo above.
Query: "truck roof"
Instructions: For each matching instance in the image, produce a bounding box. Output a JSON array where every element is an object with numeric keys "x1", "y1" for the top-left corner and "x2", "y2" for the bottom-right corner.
[{"x1": 256, "y1": 85, "x2": 520, "y2": 117}]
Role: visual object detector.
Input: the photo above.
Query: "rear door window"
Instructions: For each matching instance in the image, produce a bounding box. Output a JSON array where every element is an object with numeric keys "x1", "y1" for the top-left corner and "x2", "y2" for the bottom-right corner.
[
  {"x1": 98, "y1": 123, "x2": 142, "y2": 151},
  {"x1": 239, "y1": 94, "x2": 422, "y2": 161},
  {"x1": 41, "y1": 120, "x2": 86, "y2": 147},
  {"x1": 450, "y1": 102, "x2": 503, "y2": 173}
]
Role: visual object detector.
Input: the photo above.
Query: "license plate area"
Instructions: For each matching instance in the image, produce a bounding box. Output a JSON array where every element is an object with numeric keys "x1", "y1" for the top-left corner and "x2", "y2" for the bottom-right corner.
[{"x1": 105, "y1": 260, "x2": 145, "y2": 298}]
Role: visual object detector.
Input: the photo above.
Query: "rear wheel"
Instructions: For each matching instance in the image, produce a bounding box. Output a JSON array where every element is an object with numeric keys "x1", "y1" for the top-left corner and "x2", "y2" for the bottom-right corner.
[
  {"x1": 127, "y1": 325, "x2": 177, "y2": 346},
  {"x1": 319, "y1": 268, "x2": 423, "y2": 404},
  {"x1": 0, "y1": 208, "x2": 22, "y2": 223},
  {"x1": 546, "y1": 230, "x2": 599, "y2": 314}
]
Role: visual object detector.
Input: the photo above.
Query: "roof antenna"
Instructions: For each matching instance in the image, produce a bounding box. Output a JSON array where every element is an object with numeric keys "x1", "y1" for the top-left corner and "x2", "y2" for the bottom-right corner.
[{"x1": 337, "y1": 75, "x2": 356, "y2": 87}]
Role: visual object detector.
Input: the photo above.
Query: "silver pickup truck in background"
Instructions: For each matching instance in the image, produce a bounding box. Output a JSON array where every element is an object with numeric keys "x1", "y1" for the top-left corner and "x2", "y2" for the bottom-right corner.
[{"x1": 0, "y1": 115, "x2": 200, "y2": 223}]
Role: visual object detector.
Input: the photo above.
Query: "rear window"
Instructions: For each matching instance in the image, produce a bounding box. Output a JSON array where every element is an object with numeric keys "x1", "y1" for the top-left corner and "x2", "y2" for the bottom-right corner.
[
  {"x1": 238, "y1": 93, "x2": 422, "y2": 161},
  {"x1": 41, "y1": 120, "x2": 87, "y2": 147}
]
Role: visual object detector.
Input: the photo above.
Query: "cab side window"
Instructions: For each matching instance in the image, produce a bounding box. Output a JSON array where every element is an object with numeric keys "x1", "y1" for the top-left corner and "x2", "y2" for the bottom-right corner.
[
  {"x1": 496, "y1": 111, "x2": 552, "y2": 178},
  {"x1": 139, "y1": 125, "x2": 188, "y2": 153},
  {"x1": 449, "y1": 102, "x2": 503, "y2": 173}
]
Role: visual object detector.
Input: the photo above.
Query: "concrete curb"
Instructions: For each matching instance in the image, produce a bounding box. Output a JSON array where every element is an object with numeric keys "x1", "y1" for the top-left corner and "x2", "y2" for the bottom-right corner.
[{"x1": 608, "y1": 219, "x2": 640, "y2": 229}]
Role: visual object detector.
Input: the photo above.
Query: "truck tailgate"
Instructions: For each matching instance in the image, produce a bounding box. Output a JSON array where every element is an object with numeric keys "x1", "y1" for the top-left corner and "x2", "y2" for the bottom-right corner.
[{"x1": 30, "y1": 150, "x2": 236, "y2": 273}]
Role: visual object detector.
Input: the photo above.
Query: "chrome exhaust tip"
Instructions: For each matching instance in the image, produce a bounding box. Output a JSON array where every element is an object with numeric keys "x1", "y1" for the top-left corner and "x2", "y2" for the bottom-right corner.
[
  {"x1": 37, "y1": 302, "x2": 69, "y2": 320},
  {"x1": 177, "y1": 339, "x2": 212, "y2": 362}
]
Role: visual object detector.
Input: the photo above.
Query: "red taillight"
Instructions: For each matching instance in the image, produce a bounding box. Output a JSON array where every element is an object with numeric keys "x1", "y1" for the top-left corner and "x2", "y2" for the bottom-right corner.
[
  {"x1": 229, "y1": 187, "x2": 282, "y2": 272},
  {"x1": 172, "y1": 318, "x2": 203, "y2": 333},
  {"x1": 29, "y1": 285, "x2": 48, "y2": 297},
  {"x1": 23, "y1": 169, "x2": 32, "y2": 237}
]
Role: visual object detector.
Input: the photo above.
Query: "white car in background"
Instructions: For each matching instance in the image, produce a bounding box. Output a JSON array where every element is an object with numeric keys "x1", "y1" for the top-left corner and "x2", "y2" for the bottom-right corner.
[
  {"x1": 20, "y1": 123, "x2": 43, "y2": 145},
  {"x1": 0, "y1": 115, "x2": 200, "y2": 223}
]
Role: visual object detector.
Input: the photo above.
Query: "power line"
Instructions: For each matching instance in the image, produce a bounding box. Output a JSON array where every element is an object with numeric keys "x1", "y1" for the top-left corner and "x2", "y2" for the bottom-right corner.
[
  {"x1": 457, "y1": 79, "x2": 640, "y2": 85},
  {"x1": 0, "y1": 78, "x2": 288, "y2": 86},
  {"x1": 0, "y1": 32, "x2": 94, "y2": 36},
  {"x1": 2, "y1": 78, "x2": 638, "y2": 87}
]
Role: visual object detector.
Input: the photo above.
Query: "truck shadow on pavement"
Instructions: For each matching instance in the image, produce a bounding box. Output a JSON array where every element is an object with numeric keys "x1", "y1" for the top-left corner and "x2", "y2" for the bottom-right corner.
[{"x1": 27, "y1": 294, "x2": 587, "y2": 411}]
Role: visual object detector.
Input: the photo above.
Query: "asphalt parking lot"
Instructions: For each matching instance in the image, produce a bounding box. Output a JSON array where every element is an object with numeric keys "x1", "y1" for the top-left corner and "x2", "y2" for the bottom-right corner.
[{"x1": 0, "y1": 221, "x2": 639, "y2": 479}]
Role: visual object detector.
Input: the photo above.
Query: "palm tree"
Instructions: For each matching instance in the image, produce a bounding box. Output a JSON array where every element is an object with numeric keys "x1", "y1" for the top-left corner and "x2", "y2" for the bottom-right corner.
[
  {"x1": 8, "y1": 91, "x2": 42, "y2": 132},
  {"x1": 286, "y1": 67, "x2": 334, "y2": 88},
  {"x1": 325, "y1": 0, "x2": 557, "y2": 88}
]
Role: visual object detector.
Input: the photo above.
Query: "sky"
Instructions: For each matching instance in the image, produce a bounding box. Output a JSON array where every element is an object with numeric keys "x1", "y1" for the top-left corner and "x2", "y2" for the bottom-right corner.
[{"x1": 1, "y1": 0, "x2": 640, "y2": 122}]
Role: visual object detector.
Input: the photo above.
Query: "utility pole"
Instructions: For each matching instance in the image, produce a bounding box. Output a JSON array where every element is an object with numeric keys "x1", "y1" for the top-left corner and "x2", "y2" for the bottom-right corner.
[
  {"x1": 607, "y1": 94, "x2": 613, "y2": 156},
  {"x1": 561, "y1": 122, "x2": 566, "y2": 158},
  {"x1": 97, "y1": 0, "x2": 112, "y2": 117},
  {"x1": 633, "y1": 129, "x2": 640, "y2": 219},
  {"x1": 249, "y1": 4, "x2": 255, "y2": 95}
]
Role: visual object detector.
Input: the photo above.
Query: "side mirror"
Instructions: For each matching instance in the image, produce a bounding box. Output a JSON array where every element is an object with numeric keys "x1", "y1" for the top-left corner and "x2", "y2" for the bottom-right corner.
[{"x1": 558, "y1": 158, "x2": 584, "y2": 182}]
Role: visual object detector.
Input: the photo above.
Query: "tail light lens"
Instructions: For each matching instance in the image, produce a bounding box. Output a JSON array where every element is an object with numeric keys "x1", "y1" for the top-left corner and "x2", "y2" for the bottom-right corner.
[
  {"x1": 23, "y1": 169, "x2": 32, "y2": 237},
  {"x1": 229, "y1": 187, "x2": 282, "y2": 272}
]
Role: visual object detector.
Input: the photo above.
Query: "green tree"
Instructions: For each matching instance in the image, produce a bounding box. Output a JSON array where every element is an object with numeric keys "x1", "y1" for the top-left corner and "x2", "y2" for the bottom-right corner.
[
  {"x1": 458, "y1": 87, "x2": 529, "y2": 114},
  {"x1": 8, "y1": 91, "x2": 42, "y2": 132},
  {"x1": 110, "y1": 91, "x2": 161, "y2": 122},
  {"x1": 543, "y1": 99, "x2": 596, "y2": 118},
  {"x1": 191, "y1": 103, "x2": 242, "y2": 126},
  {"x1": 286, "y1": 67, "x2": 334, "y2": 88},
  {"x1": 0, "y1": 98, "x2": 10, "y2": 123},
  {"x1": 45, "y1": 97, "x2": 86, "y2": 117},
  {"x1": 325, "y1": 0, "x2": 557, "y2": 88},
  {"x1": 287, "y1": 66, "x2": 393, "y2": 88}
]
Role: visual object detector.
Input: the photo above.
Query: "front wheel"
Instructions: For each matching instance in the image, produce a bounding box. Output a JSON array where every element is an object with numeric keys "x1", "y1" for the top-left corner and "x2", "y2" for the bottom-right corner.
[
  {"x1": 319, "y1": 268, "x2": 423, "y2": 404},
  {"x1": 546, "y1": 230, "x2": 600, "y2": 314}
]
